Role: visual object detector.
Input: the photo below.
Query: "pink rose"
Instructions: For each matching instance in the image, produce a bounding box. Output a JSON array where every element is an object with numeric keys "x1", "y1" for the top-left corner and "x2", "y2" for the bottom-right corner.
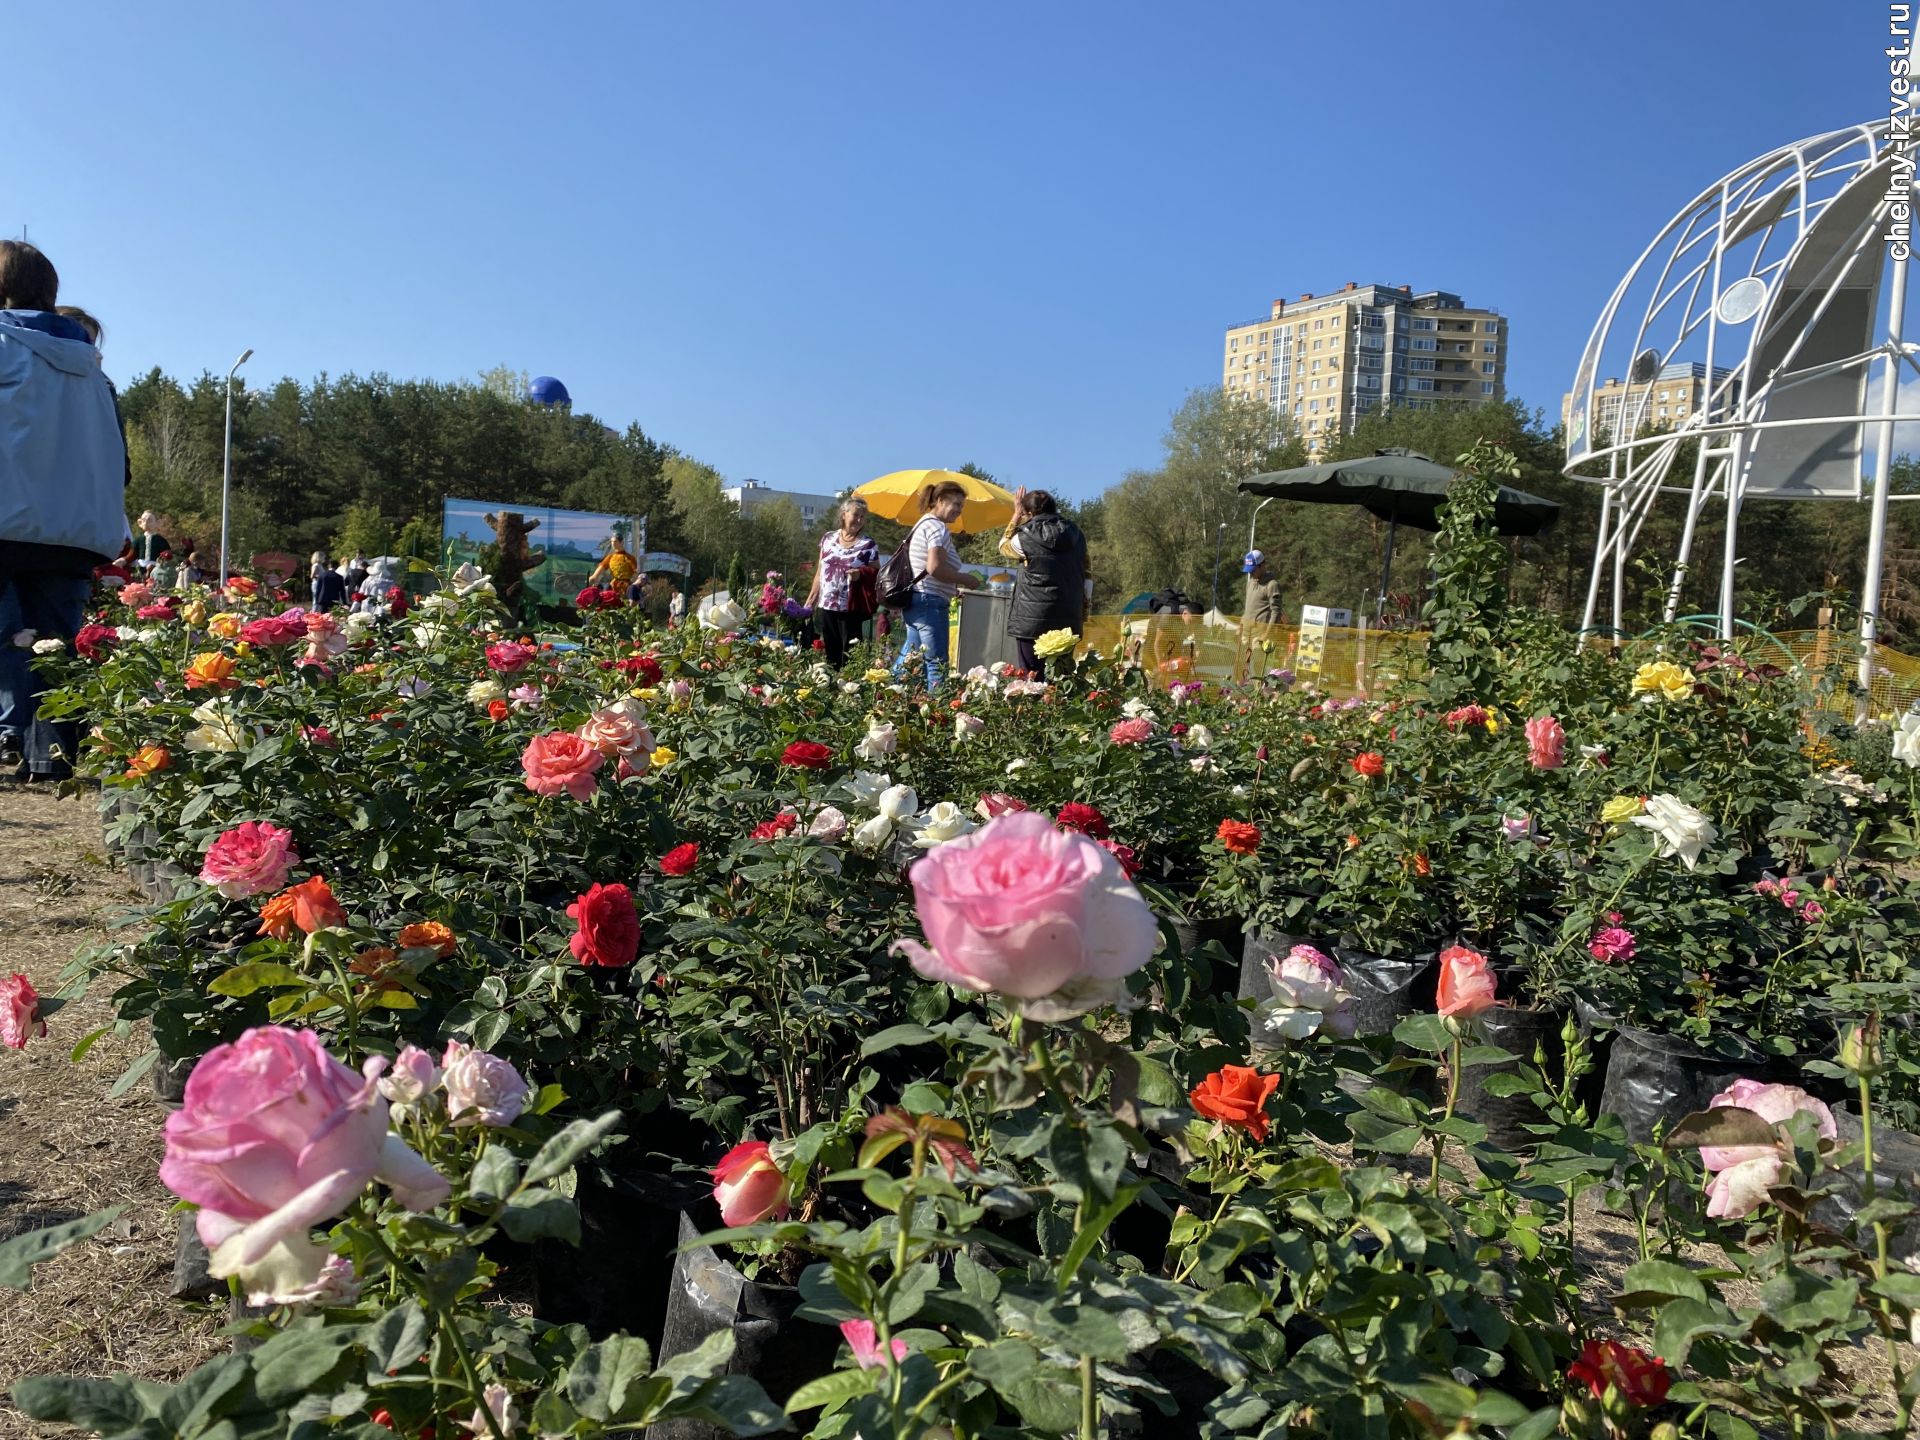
[
  {"x1": 712, "y1": 1140, "x2": 788, "y2": 1226},
  {"x1": 1436, "y1": 944, "x2": 1498, "y2": 1019},
  {"x1": 240, "y1": 610, "x2": 309, "y2": 647},
  {"x1": 1263, "y1": 944, "x2": 1356, "y2": 1040},
  {"x1": 1525, "y1": 715, "x2": 1565, "y2": 770},
  {"x1": 0, "y1": 974, "x2": 46, "y2": 1049},
  {"x1": 840, "y1": 1318, "x2": 908, "y2": 1369},
  {"x1": 1705, "y1": 1152, "x2": 1787, "y2": 1220},
  {"x1": 1699, "y1": 1078, "x2": 1836, "y2": 1174},
  {"x1": 119, "y1": 581, "x2": 154, "y2": 608},
  {"x1": 441, "y1": 1041, "x2": 529, "y2": 1128},
  {"x1": 808, "y1": 806, "x2": 849, "y2": 842},
  {"x1": 1108, "y1": 717, "x2": 1153, "y2": 745},
  {"x1": 521, "y1": 731, "x2": 605, "y2": 802},
  {"x1": 160, "y1": 1027, "x2": 448, "y2": 1297},
  {"x1": 894, "y1": 811, "x2": 1158, "y2": 1019},
  {"x1": 377, "y1": 1045, "x2": 442, "y2": 1106},
  {"x1": 576, "y1": 698, "x2": 655, "y2": 764},
  {"x1": 485, "y1": 641, "x2": 536, "y2": 674},
  {"x1": 1587, "y1": 926, "x2": 1637, "y2": 963},
  {"x1": 199, "y1": 821, "x2": 299, "y2": 899}
]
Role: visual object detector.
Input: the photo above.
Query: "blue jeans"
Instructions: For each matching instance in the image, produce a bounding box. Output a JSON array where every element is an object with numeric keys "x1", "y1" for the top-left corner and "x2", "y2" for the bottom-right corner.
[
  {"x1": 0, "y1": 559, "x2": 92, "y2": 778},
  {"x1": 0, "y1": 585, "x2": 26, "y2": 752},
  {"x1": 891, "y1": 591, "x2": 951, "y2": 690}
]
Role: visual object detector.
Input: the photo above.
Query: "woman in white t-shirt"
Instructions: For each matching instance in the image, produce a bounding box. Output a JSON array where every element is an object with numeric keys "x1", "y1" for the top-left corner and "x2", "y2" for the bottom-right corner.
[{"x1": 889, "y1": 480, "x2": 981, "y2": 690}]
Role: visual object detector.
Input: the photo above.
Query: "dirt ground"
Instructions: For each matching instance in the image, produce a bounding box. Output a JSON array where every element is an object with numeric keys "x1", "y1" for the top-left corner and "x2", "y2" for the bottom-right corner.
[{"x1": 0, "y1": 784, "x2": 223, "y2": 1437}]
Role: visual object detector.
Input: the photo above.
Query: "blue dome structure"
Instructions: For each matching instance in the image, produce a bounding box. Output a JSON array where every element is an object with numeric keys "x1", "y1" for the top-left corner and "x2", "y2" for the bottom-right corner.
[{"x1": 527, "y1": 375, "x2": 572, "y2": 408}]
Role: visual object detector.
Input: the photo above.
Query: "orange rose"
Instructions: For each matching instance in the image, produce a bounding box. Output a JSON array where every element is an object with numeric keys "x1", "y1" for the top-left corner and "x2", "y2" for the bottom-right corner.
[
  {"x1": 1412, "y1": 852, "x2": 1432, "y2": 877},
  {"x1": 396, "y1": 921, "x2": 456, "y2": 956},
  {"x1": 1216, "y1": 819, "x2": 1262, "y2": 856},
  {"x1": 1351, "y1": 751, "x2": 1385, "y2": 778},
  {"x1": 286, "y1": 876, "x2": 347, "y2": 933},
  {"x1": 349, "y1": 946, "x2": 401, "y2": 983},
  {"x1": 208, "y1": 612, "x2": 243, "y2": 639},
  {"x1": 184, "y1": 652, "x2": 238, "y2": 691},
  {"x1": 1190, "y1": 1064, "x2": 1281, "y2": 1142},
  {"x1": 257, "y1": 891, "x2": 298, "y2": 940},
  {"x1": 125, "y1": 744, "x2": 171, "y2": 779}
]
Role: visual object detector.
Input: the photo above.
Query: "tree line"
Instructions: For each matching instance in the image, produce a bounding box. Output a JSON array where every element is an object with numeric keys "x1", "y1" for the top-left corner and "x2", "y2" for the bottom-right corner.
[{"x1": 115, "y1": 363, "x2": 1920, "y2": 641}]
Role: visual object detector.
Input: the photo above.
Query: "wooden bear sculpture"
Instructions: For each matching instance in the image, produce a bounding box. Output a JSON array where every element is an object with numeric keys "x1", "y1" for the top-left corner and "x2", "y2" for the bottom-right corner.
[{"x1": 484, "y1": 510, "x2": 546, "y2": 608}]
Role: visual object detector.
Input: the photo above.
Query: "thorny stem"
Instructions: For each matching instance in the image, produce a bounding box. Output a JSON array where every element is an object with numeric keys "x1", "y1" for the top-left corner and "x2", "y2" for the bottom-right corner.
[{"x1": 1430, "y1": 1030, "x2": 1463, "y2": 1193}]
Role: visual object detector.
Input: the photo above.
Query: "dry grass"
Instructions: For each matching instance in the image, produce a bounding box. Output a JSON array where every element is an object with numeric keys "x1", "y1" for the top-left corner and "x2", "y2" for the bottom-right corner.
[{"x1": 0, "y1": 784, "x2": 224, "y2": 1437}]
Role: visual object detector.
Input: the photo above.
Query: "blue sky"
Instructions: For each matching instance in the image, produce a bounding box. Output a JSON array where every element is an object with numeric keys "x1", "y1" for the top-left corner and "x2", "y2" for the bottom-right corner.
[{"x1": 6, "y1": 3, "x2": 1874, "y2": 501}]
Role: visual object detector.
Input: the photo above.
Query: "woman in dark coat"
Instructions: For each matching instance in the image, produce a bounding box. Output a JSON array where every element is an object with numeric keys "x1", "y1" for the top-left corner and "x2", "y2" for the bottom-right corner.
[{"x1": 999, "y1": 488, "x2": 1088, "y2": 679}]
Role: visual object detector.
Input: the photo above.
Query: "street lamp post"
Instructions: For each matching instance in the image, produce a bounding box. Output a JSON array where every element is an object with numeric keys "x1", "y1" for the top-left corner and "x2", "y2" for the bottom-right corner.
[
  {"x1": 217, "y1": 347, "x2": 254, "y2": 585},
  {"x1": 1211, "y1": 522, "x2": 1228, "y2": 614}
]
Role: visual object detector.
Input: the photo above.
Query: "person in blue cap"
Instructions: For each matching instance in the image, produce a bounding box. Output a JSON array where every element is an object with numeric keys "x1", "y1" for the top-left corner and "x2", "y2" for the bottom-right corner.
[{"x1": 1243, "y1": 549, "x2": 1283, "y2": 628}]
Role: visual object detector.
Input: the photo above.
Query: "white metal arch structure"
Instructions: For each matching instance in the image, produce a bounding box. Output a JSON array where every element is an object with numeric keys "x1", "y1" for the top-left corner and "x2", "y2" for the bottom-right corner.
[{"x1": 1565, "y1": 119, "x2": 1920, "y2": 698}]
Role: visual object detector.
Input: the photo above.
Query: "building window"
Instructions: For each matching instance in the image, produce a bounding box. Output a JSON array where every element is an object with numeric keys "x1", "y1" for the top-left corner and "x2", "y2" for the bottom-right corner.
[
  {"x1": 1483, "y1": 321, "x2": 1499, "y2": 333},
  {"x1": 1481, "y1": 362, "x2": 1496, "y2": 375},
  {"x1": 1411, "y1": 317, "x2": 1436, "y2": 331},
  {"x1": 1412, "y1": 337, "x2": 1437, "y2": 351},
  {"x1": 1412, "y1": 378, "x2": 1435, "y2": 392},
  {"x1": 1481, "y1": 342, "x2": 1497, "y2": 354},
  {"x1": 1481, "y1": 381, "x2": 1495, "y2": 395},
  {"x1": 1309, "y1": 399, "x2": 1319, "y2": 412},
  {"x1": 1314, "y1": 319, "x2": 1325, "y2": 330},
  {"x1": 1311, "y1": 359, "x2": 1321, "y2": 372},
  {"x1": 1229, "y1": 338, "x2": 1238, "y2": 349}
]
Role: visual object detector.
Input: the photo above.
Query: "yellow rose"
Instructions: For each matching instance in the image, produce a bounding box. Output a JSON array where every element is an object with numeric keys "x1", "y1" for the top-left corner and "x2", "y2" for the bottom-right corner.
[
  {"x1": 1631, "y1": 660, "x2": 1694, "y2": 701},
  {"x1": 630, "y1": 686, "x2": 658, "y2": 701},
  {"x1": 1484, "y1": 709, "x2": 1502, "y2": 735},
  {"x1": 1601, "y1": 795, "x2": 1644, "y2": 825},
  {"x1": 208, "y1": 612, "x2": 242, "y2": 639},
  {"x1": 863, "y1": 667, "x2": 890, "y2": 683},
  {"x1": 181, "y1": 600, "x2": 207, "y2": 626},
  {"x1": 184, "y1": 651, "x2": 238, "y2": 691},
  {"x1": 649, "y1": 745, "x2": 676, "y2": 769},
  {"x1": 1032, "y1": 628, "x2": 1078, "y2": 659}
]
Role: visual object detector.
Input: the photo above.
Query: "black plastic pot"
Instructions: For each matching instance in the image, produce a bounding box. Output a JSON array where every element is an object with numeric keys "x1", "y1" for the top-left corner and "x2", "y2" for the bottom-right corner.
[
  {"x1": 1452, "y1": 1004, "x2": 1568, "y2": 1153},
  {"x1": 152, "y1": 1055, "x2": 195, "y2": 1108},
  {"x1": 649, "y1": 1212, "x2": 842, "y2": 1440},
  {"x1": 1815, "y1": 1110, "x2": 1920, "y2": 1265},
  {"x1": 1168, "y1": 913, "x2": 1247, "y2": 995},
  {"x1": 531, "y1": 1164, "x2": 706, "y2": 1347},
  {"x1": 1596, "y1": 1026, "x2": 1770, "y2": 1146}
]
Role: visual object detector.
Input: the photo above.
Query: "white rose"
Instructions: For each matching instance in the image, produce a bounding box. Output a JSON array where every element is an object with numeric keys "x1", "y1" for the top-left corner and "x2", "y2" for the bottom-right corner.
[
  {"x1": 1007, "y1": 758, "x2": 1031, "y2": 774},
  {"x1": 840, "y1": 681, "x2": 861, "y2": 694},
  {"x1": 344, "y1": 612, "x2": 375, "y2": 637},
  {"x1": 846, "y1": 770, "x2": 891, "y2": 806},
  {"x1": 1122, "y1": 698, "x2": 1158, "y2": 721},
  {"x1": 877, "y1": 784, "x2": 919, "y2": 821},
  {"x1": 466, "y1": 680, "x2": 506, "y2": 706},
  {"x1": 397, "y1": 677, "x2": 434, "y2": 699},
  {"x1": 1187, "y1": 724, "x2": 1214, "y2": 750},
  {"x1": 1631, "y1": 793, "x2": 1718, "y2": 870},
  {"x1": 852, "y1": 814, "x2": 896, "y2": 853},
  {"x1": 11, "y1": 629, "x2": 35, "y2": 648},
  {"x1": 911, "y1": 801, "x2": 976, "y2": 848},
  {"x1": 954, "y1": 713, "x2": 984, "y2": 741},
  {"x1": 31, "y1": 638, "x2": 65, "y2": 655},
  {"x1": 419, "y1": 592, "x2": 459, "y2": 614},
  {"x1": 1895, "y1": 713, "x2": 1920, "y2": 769},
  {"x1": 698, "y1": 595, "x2": 746, "y2": 630},
  {"x1": 808, "y1": 806, "x2": 848, "y2": 842},
  {"x1": 856, "y1": 723, "x2": 898, "y2": 760}
]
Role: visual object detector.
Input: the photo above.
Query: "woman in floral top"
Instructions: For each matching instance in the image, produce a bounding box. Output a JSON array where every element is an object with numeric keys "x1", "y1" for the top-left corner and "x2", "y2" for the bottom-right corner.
[{"x1": 806, "y1": 497, "x2": 879, "y2": 669}]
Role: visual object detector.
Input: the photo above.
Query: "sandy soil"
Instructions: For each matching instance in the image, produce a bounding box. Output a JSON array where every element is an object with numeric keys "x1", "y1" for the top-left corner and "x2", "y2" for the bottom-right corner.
[{"x1": 0, "y1": 783, "x2": 223, "y2": 1437}]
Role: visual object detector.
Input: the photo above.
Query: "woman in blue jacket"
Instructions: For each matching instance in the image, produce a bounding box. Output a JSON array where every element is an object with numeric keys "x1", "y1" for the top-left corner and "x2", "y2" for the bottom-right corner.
[{"x1": 0, "y1": 242, "x2": 130, "y2": 783}]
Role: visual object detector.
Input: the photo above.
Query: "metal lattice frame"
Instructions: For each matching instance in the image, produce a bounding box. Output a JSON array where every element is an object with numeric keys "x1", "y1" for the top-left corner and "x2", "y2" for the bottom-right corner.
[{"x1": 1565, "y1": 120, "x2": 1920, "y2": 703}]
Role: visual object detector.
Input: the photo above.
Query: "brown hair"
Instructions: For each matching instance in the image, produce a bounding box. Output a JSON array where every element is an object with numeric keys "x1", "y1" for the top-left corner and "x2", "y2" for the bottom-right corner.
[
  {"x1": 0, "y1": 240, "x2": 58, "y2": 311},
  {"x1": 916, "y1": 480, "x2": 968, "y2": 514},
  {"x1": 55, "y1": 305, "x2": 102, "y2": 343}
]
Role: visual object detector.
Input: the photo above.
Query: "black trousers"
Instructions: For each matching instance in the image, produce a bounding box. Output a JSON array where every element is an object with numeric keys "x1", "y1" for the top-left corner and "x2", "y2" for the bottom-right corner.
[
  {"x1": 1014, "y1": 636, "x2": 1045, "y2": 680},
  {"x1": 819, "y1": 609, "x2": 858, "y2": 669}
]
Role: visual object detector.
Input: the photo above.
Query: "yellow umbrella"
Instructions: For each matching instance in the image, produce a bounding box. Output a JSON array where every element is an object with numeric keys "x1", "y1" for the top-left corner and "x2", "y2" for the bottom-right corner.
[{"x1": 855, "y1": 469, "x2": 1016, "y2": 534}]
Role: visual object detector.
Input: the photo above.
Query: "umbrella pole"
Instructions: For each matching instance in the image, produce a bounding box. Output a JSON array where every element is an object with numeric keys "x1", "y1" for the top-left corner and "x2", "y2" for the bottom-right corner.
[{"x1": 1376, "y1": 515, "x2": 1397, "y2": 625}]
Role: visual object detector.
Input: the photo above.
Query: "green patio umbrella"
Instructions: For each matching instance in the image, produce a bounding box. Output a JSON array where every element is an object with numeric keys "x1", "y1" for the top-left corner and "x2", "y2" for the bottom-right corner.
[{"x1": 1236, "y1": 448, "x2": 1561, "y2": 620}]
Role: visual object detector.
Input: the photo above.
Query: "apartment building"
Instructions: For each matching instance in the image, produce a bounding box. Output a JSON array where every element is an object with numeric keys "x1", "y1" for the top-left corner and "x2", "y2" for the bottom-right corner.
[
  {"x1": 1561, "y1": 361, "x2": 1735, "y2": 443},
  {"x1": 1222, "y1": 283, "x2": 1509, "y2": 454},
  {"x1": 721, "y1": 479, "x2": 844, "y2": 530}
]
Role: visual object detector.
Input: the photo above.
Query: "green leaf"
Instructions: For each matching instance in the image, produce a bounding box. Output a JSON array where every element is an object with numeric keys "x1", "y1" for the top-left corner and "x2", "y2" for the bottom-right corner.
[
  {"x1": 1393, "y1": 1013, "x2": 1453, "y2": 1053},
  {"x1": 1663, "y1": 1106, "x2": 1779, "y2": 1151},
  {"x1": 1651, "y1": 1296, "x2": 1745, "y2": 1367},
  {"x1": 784, "y1": 1368, "x2": 876, "y2": 1415},
  {"x1": 158, "y1": 1352, "x2": 250, "y2": 1435},
  {"x1": 0, "y1": 1206, "x2": 124, "y2": 1290},
  {"x1": 67, "y1": 1025, "x2": 113, "y2": 1064},
  {"x1": 106, "y1": 1048, "x2": 160, "y2": 1100},
  {"x1": 522, "y1": 1111, "x2": 624, "y2": 1187},
  {"x1": 208, "y1": 962, "x2": 308, "y2": 997},
  {"x1": 859, "y1": 1023, "x2": 934, "y2": 1058},
  {"x1": 883, "y1": 1262, "x2": 940, "y2": 1326},
  {"x1": 566, "y1": 1334, "x2": 656, "y2": 1422},
  {"x1": 12, "y1": 1375, "x2": 151, "y2": 1432},
  {"x1": 968, "y1": 1337, "x2": 1040, "y2": 1386},
  {"x1": 1026, "y1": 1300, "x2": 1135, "y2": 1360},
  {"x1": 251, "y1": 1329, "x2": 355, "y2": 1407},
  {"x1": 499, "y1": 1189, "x2": 581, "y2": 1244},
  {"x1": 359, "y1": 1300, "x2": 428, "y2": 1373},
  {"x1": 472, "y1": 1009, "x2": 510, "y2": 1051},
  {"x1": 1616, "y1": 1259, "x2": 1708, "y2": 1307},
  {"x1": 657, "y1": 1328, "x2": 737, "y2": 1385},
  {"x1": 469, "y1": 1146, "x2": 519, "y2": 1204},
  {"x1": 1059, "y1": 1184, "x2": 1138, "y2": 1288}
]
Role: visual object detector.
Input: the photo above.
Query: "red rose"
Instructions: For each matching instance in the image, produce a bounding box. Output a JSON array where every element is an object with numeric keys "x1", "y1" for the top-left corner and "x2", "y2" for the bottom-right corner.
[
  {"x1": 658, "y1": 843, "x2": 699, "y2": 876},
  {"x1": 567, "y1": 882, "x2": 640, "y2": 969},
  {"x1": 1190, "y1": 1065, "x2": 1281, "y2": 1142},
  {"x1": 1351, "y1": 751, "x2": 1385, "y2": 778},
  {"x1": 575, "y1": 586, "x2": 600, "y2": 609},
  {"x1": 616, "y1": 653, "x2": 662, "y2": 684},
  {"x1": 598, "y1": 587, "x2": 621, "y2": 608},
  {"x1": 1054, "y1": 802, "x2": 1110, "y2": 839},
  {"x1": 977, "y1": 792, "x2": 1029, "y2": 820},
  {"x1": 486, "y1": 700, "x2": 509, "y2": 722},
  {"x1": 1567, "y1": 1340, "x2": 1670, "y2": 1408},
  {"x1": 780, "y1": 741, "x2": 834, "y2": 770},
  {"x1": 752, "y1": 811, "x2": 800, "y2": 842},
  {"x1": 75, "y1": 624, "x2": 119, "y2": 660},
  {"x1": 1098, "y1": 838, "x2": 1142, "y2": 880}
]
